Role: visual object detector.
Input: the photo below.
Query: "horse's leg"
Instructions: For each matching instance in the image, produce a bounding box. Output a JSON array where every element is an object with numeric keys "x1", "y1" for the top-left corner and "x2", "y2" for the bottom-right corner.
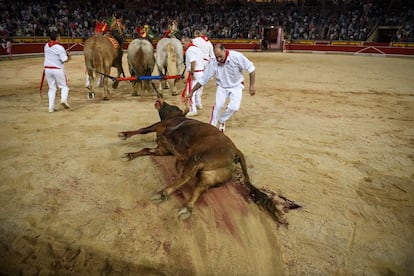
[
  {"x1": 87, "y1": 69, "x2": 97, "y2": 100},
  {"x1": 112, "y1": 64, "x2": 122, "y2": 90},
  {"x1": 131, "y1": 81, "x2": 139, "y2": 96},
  {"x1": 169, "y1": 78, "x2": 177, "y2": 96},
  {"x1": 102, "y1": 76, "x2": 110, "y2": 100}
]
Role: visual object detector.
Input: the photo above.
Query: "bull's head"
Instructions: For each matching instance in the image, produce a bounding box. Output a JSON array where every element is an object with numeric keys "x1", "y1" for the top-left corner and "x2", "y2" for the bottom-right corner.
[{"x1": 155, "y1": 99, "x2": 185, "y2": 121}]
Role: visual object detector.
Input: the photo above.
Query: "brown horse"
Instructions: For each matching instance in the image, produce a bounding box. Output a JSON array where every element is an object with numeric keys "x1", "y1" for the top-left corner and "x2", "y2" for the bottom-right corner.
[{"x1": 84, "y1": 17, "x2": 125, "y2": 100}]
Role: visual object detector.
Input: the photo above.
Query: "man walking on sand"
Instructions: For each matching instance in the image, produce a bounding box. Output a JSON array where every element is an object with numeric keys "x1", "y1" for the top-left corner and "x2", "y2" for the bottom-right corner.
[
  {"x1": 43, "y1": 31, "x2": 71, "y2": 113},
  {"x1": 187, "y1": 44, "x2": 256, "y2": 132}
]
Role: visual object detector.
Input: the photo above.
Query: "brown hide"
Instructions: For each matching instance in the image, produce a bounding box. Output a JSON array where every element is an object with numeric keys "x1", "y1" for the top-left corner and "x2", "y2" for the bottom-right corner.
[
  {"x1": 84, "y1": 33, "x2": 124, "y2": 100},
  {"x1": 119, "y1": 100, "x2": 287, "y2": 224}
]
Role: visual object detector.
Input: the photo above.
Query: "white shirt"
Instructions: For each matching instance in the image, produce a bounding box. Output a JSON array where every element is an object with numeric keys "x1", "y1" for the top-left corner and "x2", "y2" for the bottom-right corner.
[
  {"x1": 199, "y1": 50, "x2": 255, "y2": 88},
  {"x1": 44, "y1": 42, "x2": 68, "y2": 69},
  {"x1": 192, "y1": 36, "x2": 214, "y2": 63},
  {"x1": 184, "y1": 45, "x2": 204, "y2": 72}
]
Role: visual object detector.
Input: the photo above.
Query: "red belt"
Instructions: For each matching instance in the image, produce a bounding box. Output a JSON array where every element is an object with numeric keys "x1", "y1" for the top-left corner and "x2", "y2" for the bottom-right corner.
[{"x1": 44, "y1": 66, "x2": 61, "y2": 69}]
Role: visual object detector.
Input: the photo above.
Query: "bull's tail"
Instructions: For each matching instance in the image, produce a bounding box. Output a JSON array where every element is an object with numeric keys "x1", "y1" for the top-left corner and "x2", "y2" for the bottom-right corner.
[{"x1": 234, "y1": 149, "x2": 287, "y2": 225}]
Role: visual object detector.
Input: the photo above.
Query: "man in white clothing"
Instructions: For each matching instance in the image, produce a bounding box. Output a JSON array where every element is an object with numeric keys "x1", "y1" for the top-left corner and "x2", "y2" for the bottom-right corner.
[
  {"x1": 192, "y1": 30, "x2": 214, "y2": 70},
  {"x1": 187, "y1": 44, "x2": 256, "y2": 132},
  {"x1": 181, "y1": 36, "x2": 205, "y2": 117},
  {"x1": 43, "y1": 31, "x2": 70, "y2": 113}
]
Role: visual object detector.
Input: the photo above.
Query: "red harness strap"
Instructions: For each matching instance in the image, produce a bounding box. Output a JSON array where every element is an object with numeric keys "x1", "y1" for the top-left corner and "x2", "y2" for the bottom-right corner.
[{"x1": 180, "y1": 70, "x2": 203, "y2": 104}]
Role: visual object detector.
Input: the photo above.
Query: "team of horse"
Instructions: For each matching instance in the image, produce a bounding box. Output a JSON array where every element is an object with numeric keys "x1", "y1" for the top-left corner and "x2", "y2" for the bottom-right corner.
[{"x1": 84, "y1": 17, "x2": 184, "y2": 100}]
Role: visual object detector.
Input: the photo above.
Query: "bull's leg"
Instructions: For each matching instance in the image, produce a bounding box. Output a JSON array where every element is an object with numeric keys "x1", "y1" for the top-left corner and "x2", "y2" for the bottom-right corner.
[
  {"x1": 118, "y1": 121, "x2": 162, "y2": 140},
  {"x1": 122, "y1": 146, "x2": 170, "y2": 161},
  {"x1": 178, "y1": 184, "x2": 209, "y2": 220},
  {"x1": 151, "y1": 160, "x2": 202, "y2": 203},
  {"x1": 178, "y1": 168, "x2": 233, "y2": 220}
]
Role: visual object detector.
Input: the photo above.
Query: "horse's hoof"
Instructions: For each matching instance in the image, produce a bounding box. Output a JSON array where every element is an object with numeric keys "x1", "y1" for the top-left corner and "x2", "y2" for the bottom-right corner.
[
  {"x1": 112, "y1": 80, "x2": 120, "y2": 89},
  {"x1": 103, "y1": 97, "x2": 110, "y2": 101},
  {"x1": 131, "y1": 92, "x2": 139, "y2": 97},
  {"x1": 151, "y1": 192, "x2": 168, "y2": 203},
  {"x1": 171, "y1": 92, "x2": 178, "y2": 96},
  {"x1": 87, "y1": 92, "x2": 95, "y2": 100},
  {"x1": 178, "y1": 207, "x2": 192, "y2": 220}
]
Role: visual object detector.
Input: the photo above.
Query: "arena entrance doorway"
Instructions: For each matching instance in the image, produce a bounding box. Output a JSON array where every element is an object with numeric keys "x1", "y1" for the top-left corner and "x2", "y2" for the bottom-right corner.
[{"x1": 262, "y1": 26, "x2": 284, "y2": 51}]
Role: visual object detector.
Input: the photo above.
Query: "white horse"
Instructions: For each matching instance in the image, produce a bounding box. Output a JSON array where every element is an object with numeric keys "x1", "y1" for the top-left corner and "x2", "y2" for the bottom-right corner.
[
  {"x1": 155, "y1": 37, "x2": 184, "y2": 96},
  {"x1": 127, "y1": 38, "x2": 155, "y2": 96}
]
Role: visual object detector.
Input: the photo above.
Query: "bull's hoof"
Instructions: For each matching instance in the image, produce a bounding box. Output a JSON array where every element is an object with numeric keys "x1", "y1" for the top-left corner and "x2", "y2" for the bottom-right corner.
[
  {"x1": 178, "y1": 206, "x2": 192, "y2": 220},
  {"x1": 118, "y1": 132, "x2": 128, "y2": 140},
  {"x1": 87, "y1": 92, "x2": 95, "y2": 100},
  {"x1": 151, "y1": 191, "x2": 168, "y2": 203},
  {"x1": 121, "y1": 153, "x2": 134, "y2": 161}
]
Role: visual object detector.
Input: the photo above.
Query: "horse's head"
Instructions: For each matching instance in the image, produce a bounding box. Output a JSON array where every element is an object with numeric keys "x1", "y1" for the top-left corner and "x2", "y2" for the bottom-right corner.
[
  {"x1": 109, "y1": 16, "x2": 126, "y2": 45},
  {"x1": 110, "y1": 16, "x2": 125, "y2": 38}
]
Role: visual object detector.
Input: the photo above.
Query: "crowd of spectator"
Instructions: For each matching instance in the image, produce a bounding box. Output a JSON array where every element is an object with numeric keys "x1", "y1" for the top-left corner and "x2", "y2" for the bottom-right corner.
[{"x1": 0, "y1": 0, "x2": 413, "y2": 42}]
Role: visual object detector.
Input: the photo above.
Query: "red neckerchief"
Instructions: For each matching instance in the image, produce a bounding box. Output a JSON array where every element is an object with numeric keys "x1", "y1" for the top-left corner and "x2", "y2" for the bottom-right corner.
[
  {"x1": 218, "y1": 50, "x2": 229, "y2": 64},
  {"x1": 48, "y1": 40, "x2": 60, "y2": 47},
  {"x1": 184, "y1": 42, "x2": 196, "y2": 54},
  {"x1": 200, "y1": 35, "x2": 209, "y2": 42}
]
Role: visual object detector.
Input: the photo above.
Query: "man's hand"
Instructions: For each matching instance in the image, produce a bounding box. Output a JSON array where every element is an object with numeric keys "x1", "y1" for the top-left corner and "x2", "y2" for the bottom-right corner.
[
  {"x1": 249, "y1": 85, "x2": 256, "y2": 96},
  {"x1": 185, "y1": 92, "x2": 193, "y2": 101}
]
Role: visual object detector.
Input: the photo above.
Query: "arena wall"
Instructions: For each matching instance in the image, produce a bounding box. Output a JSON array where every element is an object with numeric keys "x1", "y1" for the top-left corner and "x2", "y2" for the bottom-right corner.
[
  {"x1": 1, "y1": 38, "x2": 414, "y2": 57},
  {"x1": 284, "y1": 41, "x2": 414, "y2": 57}
]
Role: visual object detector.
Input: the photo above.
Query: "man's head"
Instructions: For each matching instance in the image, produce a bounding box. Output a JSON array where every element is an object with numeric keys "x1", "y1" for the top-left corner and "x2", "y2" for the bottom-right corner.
[
  {"x1": 194, "y1": 30, "x2": 202, "y2": 37},
  {"x1": 214, "y1": 44, "x2": 227, "y2": 63},
  {"x1": 50, "y1": 31, "x2": 60, "y2": 41},
  {"x1": 181, "y1": 36, "x2": 192, "y2": 49}
]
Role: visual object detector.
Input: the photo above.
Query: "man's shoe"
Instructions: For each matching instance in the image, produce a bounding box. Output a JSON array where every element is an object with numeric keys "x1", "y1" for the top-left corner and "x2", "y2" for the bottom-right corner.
[
  {"x1": 218, "y1": 123, "x2": 225, "y2": 132},
  {"x1": 61, "y1": 102, "x2": 70, "y2": 109},
  {"x1": 49, "y1": 108, "x2": 54, "y2": 113},
  {"x1": 196, "y1": 104, "x2": 203, "y2": 110},
  {"x1": 186, "y1": 111, "x2": 198, "y2": 117}
]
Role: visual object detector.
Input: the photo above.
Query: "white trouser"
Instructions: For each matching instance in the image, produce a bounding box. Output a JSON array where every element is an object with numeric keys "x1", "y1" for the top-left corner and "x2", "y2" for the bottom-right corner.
[
  {"x1": 45, "y1": 68, "x2": 69, "y2": 109},
  {"x1": 210, "y1": 84, "x2": 243, "y2": 127}
]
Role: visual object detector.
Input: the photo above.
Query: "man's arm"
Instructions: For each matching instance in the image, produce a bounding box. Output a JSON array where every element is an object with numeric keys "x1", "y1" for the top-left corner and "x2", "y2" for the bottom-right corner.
[{"x1": 249, "y1": 70, "x2": 256, "y2": 96}]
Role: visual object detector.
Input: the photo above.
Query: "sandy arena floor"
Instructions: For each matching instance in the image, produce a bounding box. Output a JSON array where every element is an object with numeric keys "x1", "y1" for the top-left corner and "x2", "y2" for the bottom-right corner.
[{"x1": 0, "y1": 51, "x2": 413, "y2": 275}]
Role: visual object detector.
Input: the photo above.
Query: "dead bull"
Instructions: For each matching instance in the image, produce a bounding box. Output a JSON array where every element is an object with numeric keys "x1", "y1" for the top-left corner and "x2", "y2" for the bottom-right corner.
[{"x1": 118, "y1": 100, "x2": 289, "y2": 224}]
